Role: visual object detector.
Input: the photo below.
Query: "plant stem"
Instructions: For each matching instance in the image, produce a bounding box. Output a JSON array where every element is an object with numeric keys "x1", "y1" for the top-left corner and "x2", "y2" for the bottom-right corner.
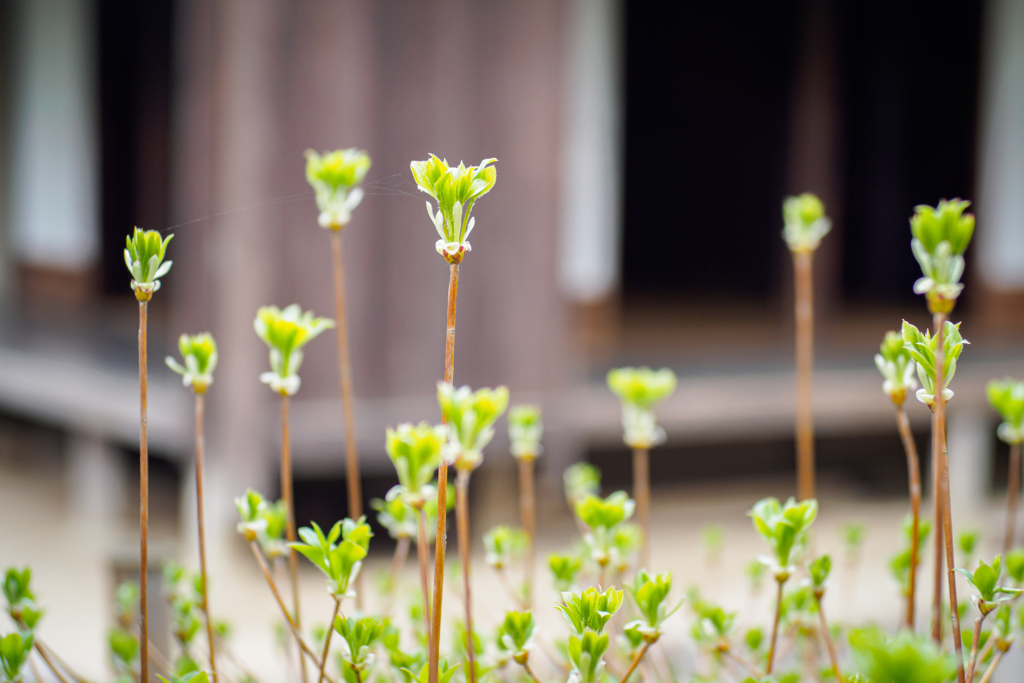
[
  {"x1": 330, "y1": 231, "x2": 364, "y2": 611},
  {"x1": 280, "y1": 394, "x2": 306, "y2": 683},
  {"x1": 932, "y1": 412, "x2": 945, "y2": 644},
  {"x1": 619, "y1": 643, "x2": 650, "y2": 683},
  {"x1": 33, "y1": 642, "x2": 70, "y2": 683},
  {"x1": 633, "y1": 447, "x2": 651, "y2": 569},
  {"x1": 793, "y1": 250, "x2": 815, "y2": 501},
  {"x1": 933, "y1": 311, "x2": 966, "y2": 683},
  {"x1": 455, "y1": 468, "x2": 477, "y2": 683},
  {"x1": 318, "y1": 597, "x2": 341, "y2": 683},
  {"x1": 978, "y1": 650, "x2": 1004, "y2": 683},
  {"x1": 248, "y1": 540, "x2": 339, "y2": 683},
  {"x1": 1005, "y1": 442, "x2": 1021, "y2": 554},
  {"x1": 723, "y1": 649, "x2": 761, "y2": 679},
  {"x1": 33, "y1": 640, "x2": 85, "y2": 683},
  {"x1": 965, "y1": 612, "x2": 988, "y2": 683},
  {"x1": 766, "y1": 576, "x2": 786, "y2": 674},
  {"x1": 194, "y1": 392, "x2": 217, "y2": 678},
  {"x1": 518, "y1": 457, "x2": 536, "y2": 608},
  {"x1": 415, "y1": 505, "x2": 433, "y2": 638},
  {"x1": 521, "y1": 661, "x2": 543, "y2": 683},
  {"x1": 974, "y1": 629, "x2": 997, "y2": 673},
  {"x1": 138, "y1": 300, "x2": 150, "y2": 683},
  {"x1": 895, "y1": 403, "x2": 922, "y2": 631},
  {"x1": 386, "y1": 536, "x2": 411, "y2": 614},
  {"x1": 814, "y1": 595, "x2": 842, "y2": 682},
  {"x1": 430, "y1": 263, "x2": 459, "y2": 683}
]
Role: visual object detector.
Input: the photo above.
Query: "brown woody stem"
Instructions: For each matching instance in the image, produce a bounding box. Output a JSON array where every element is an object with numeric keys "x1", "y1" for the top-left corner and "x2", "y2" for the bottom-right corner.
[
  {"x1": 965, "y1": 612, "x2": 988, "y2": 683},
  {"x1": 138, "y1": 300, "x2": 150, "y2": 683},
  {"x1": 456, "y1": 468, "x2": 477, "y2": 683},
  {"x1": 429, "y1": 263, "x2": 459, "y2": 683},
  {"x1": 518, "y1": 457, "x2": 536, "y2": 608},
  {"x1": 386, "y1": 536, "x2": 411, "y2": 614},
  {"x1": 978, "y1": 649, "x2": 1004, "y2": 683},
  {"x1": 633, "y1": 447, "x2": 651, "y2": 569},
  {"x1": 896, "y1": 403, "x2": 922, "y2": 630},
  {"x1": 415, "y1": 505, "x2": 433, "y2": 638},
  {"x1": 933, "y1": 311, "x2": 966, "y2": 683},
  {"x1": 619, "y1": 643, "x2": 650, "y2": 683},
  {"x1": 1005, "y1": 442, "x2": 1021, "y2": 554},
  {"x1": 318, "y1": 597, "x2": 341, "y2": 683},
  {"x1": 766, "y1": 576, "x2": 786, "y2": 674},
  {"x1": 932, "y1": 410, "x2": 945, "y2": 644},
  {"x1": 280, "y1": 395, "x2": 306, "y2": 683},
  {"x1": 793, "y1": 250, "x2": 815, "y2": 501},
  {"x1": 815, "y1": 594, "x2": 842, "y2": 682},
  {"x1": 194, "y1": 392, "x2": 217, "y2": 678}
]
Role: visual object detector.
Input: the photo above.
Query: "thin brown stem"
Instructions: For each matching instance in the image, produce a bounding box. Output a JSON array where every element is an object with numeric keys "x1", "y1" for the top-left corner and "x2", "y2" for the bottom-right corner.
[
  {"x1": 138, "y1": 300, "x2": 150, "y2": 683},
  {"x1": 974, "y1": 630, "x2": 997, "y2": 675},
  {"x1": 386, "y1": 536, "x2": 411, "y2": 614},
  {"x1": 456, "y1": 468, "x2": 477, "y2": 683},
  {"x1": 932, "y1": 411, "x2": 945, "y2": 644},
  {"x1": 330, "y1": 231, "x2": 364, "y2": 611},
  {"x1": 248, "y1": 540, "x2": 339, "y2": 683},
  {"x1": 815, "y1": 595, "x2": 842, "y2": 682},
  {"x1": 793, "y1": 250, "x2": 815, "y2": 501},
  {"x1": 194, "y1": 392, "x2": 217, "y2": 678},
  {"x1": 633, "y1": 447, "x2": 651, "y2": 569},
  {"x1": 619, "y1": 643, "x2": 650, "y2": 683},
  {"x1": 521, "y1": 661, "x2": 543, "y2": 683},
  {"x1": 32, "y1": 642, "x2": 70, "y2": 683},
  {"x1": 933, "y1": 311, "x2": 966, "y2": 683},
  {"x1": 965, "y1": 612, "x2": 988, "y2": 683},
  {"x1": 895, "y1": 403, "x2": 922, "y2": 631},
  {"x1": 1005, "y1": 443, "x2": 1021, "y2": 554},
  {"x1": 415, "y1": 505, "x2": 433, "y2": 638},
  {"x1": 280, "y1": 395, "x2": 306, "y2": 683},
  {"x1": 723, "y1": 649, "x2": 761, "y2": 679},
  {"x1": 430, "y1": 263, "x2": 459, "y2": 683},
  {"x1": 29, "y1": 640, "x2": 85, "y2": 683},
  {"x1": 318, "y1": 597, "x2": 342, "y2": 683},
  {"x1": 518, "y1": 457, "x2": 536, "y2": 608},
  {"x1": 147, "y1": 639, "x2": 173, "y2": 676},
  {"x1": 977, "y1": 649, "x2": 1004, "y2": 683},
  {"x1": 766, "y1": 577, "x2": 786, "y2": 675}
]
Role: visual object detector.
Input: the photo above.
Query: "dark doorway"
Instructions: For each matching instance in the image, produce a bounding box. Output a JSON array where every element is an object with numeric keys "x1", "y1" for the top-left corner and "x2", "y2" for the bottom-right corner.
[{"x1": 98, "y1": 0, "x2": 175, "y2": 295}]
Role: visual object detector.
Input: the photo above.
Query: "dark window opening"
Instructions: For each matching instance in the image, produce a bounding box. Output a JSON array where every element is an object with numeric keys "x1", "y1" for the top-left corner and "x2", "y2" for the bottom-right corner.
[{"x1": 98, "y1": 0, "x2": 175, "y2": 295}]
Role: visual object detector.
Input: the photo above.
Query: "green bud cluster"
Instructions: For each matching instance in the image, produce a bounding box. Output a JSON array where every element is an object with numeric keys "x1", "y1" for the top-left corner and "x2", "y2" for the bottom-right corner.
[
  {"x1": 498, "y1": 610, "x2": 535, "y2": 665},
  {"x1": 626, "y1": 570, "x2": 681, "y2": 643},
  {"x1": 849, "y1": 626, "x2": 956, "y2": 683},
  {"x1": 254, "y1": 304, "x2": 334, "y2": 396},
  {"x1": 901, "y1": 320, "x2": 968, "y2": 408},
  {"x1": 483, "y1": 526, "x2": 528, "y2": 570},
  {"x1": 909, "y1": 199, "x2": 974, "y2": 313},
  {"x1": 955, "y1": 555, "x2": 1023, "y2": 614},
  {"x1": 874, "y1": 331, "x2": 917, "y2": 405},
  {"x1": 124, "y1": 227, "x2": 173, "y2": 301},
  {"x1": 563, "y1": 462, "x2": 601, "y2": 508},
  {"x1": 234, "y1": 489, "x2": 289, "y2": 557},
  {"x1": 386, "y1": 422, "x2": 446, "y2": 504},
  {"x1": 0, "y1": 633, "x2": 34, "y2": 683},
  {"x1": 556, "y1": 587, "x2": 623, "y2": 683},
  {"x1": 437, "y1": 383, "x2": 508, "y2": 470},
  {"x1": 548, "y1": 554, "x2": 583, "y2": 592},
  {"x1": 607, "y1": 367, "x2": 676, "y2": 449},
  {"x1": 782, "y1": 193, "x2": 831, "y2": 253},
  {"x1": 749, "y1": 497, "x2": 818, "y2": 578},
  {"x1": 291, "y1": 517, "x2": 372, "y2": 599},
  {"x1": 305, "y1": 148, "x2": 372, "y2": 229},
  {"x1": 410, "y1": 155, "x2": 497, "y2": 264},
  {"x1": 370, "y1": 490, "x2": 417, "y2": 540},
  {"x1": 508, "y1": 404, "x2": 543, "y2": 460},
  {"x1": 987, "y1": 378, "x2": 1024, "y2": 444},
  {"x1": 334, "y1": 616, "x2": 384, "y2": 672},
  {"x1": 575, "y1": 491, "x2": 638, "y2": 569},
  {"x1": 165, "y1": 333, "x2": 218, "y2": 394}
]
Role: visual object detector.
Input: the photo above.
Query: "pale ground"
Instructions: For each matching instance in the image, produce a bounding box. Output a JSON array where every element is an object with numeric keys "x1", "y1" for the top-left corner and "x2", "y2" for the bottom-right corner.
[{"x1": 2, "y1": 451, "x2": 1023, "y2": 683}]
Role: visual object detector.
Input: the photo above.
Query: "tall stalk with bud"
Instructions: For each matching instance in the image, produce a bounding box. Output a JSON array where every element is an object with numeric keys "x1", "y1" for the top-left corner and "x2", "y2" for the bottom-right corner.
[
  {"x1": 410, "y1": 153, "x2": 496, "y2": 683},
  {"x1": 986, "y1": 378, "x2": 1024, "y2": 553},
  {"x1": 125, "y1": 227, "x2": 174, "y2": 683},
  {"x1": 508, "y1": 405, "x2": 543, "y2": 606},
  {"x1": 782, "y1": 193, "x2": 831, "y2": 501},
  {"x1": 165, "y1": 334, "x2": 219, "y2": 676},
  {"x1": 607, "y1": 367, "x2": 676, "y2": 570},
  {"x1": 305, "y1": 149, "x2": 372, "y2": 528},
  {"x1": 254, "y1": 304, "x2": 334, "y2": 679},
  {"x1": 875, "y1": 330, "x2": 922, "y2": 629},
  {"x1": 905, "y1": 198, "x2": 975, "y2": 679}
]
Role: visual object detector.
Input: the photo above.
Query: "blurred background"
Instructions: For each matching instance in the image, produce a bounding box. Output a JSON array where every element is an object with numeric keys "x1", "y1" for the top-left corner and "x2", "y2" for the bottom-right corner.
[{"x1": 1, "y1": 0, "x2": 1023, "y2": 678}]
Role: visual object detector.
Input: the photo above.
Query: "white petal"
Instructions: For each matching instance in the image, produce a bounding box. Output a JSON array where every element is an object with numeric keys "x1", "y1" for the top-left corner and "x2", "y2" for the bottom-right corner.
[
  {"x1": 464, "y1": 216, "x2": 476, "y2": 240},
  {"x1": 346, "y1": 187, "x2": 364, "y2": 210}
]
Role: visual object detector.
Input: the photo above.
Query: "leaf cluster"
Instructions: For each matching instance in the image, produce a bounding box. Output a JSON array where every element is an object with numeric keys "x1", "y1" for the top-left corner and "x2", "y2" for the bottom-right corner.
[
  {"x1": 901, "y1": 320, "x2": 968, "y2": 406},
  {"x1": 782, "y1": 192, "x2": 831, "y2": 252},
  {"x1": 848, "y1": 627, "x2": 956, "y2": 683},
  {"x1": 483, "y1": 526, "x2": 528, "y2": 570},
  {"x1": 874, "y1": 331, "x2": 917, "y2": 404},
  {"x1": 437, "y1": 383, "x2": 508, "y2": 469},
  {"x1": 748, "y1": 497, "x2": 818, "y2": 576},
  {"x1": 563, "y1": 463, "x2": 601, "y2": 508},
  {"x1": 410, "y1": 155, "x2": 497, "y2": 262},
  {"x1": 556, "y1": 587, "x2": 623, "y2": 683},
  {"x1": 254, "y1": 304, "x2": 334, "y2": 396},
  {"x1": 508, "y1": 404, "x2": 543, "y2": 459},
  {"x1": 0, "y1": 632, "x2": 33, "y2": 683},
  {"x1": 497, "y1": 610, "x2": 535, "y2": 665},
  {"x1": 909, "y1": 199, "x2": 974, "y2": 310},
  {"x1": 386, "y1": 422, "x2": 446, "y2": 502},
  {"x1": 335, "y1": 616, "x2": 384, "y2": 671},
  {"x1": 234, "y1": 489, "x2": 289, "y2": 557},
  {"x1": 987, "y1": 377, "x2": 1024, "y2": 444},
  {"x1": 305, "y1": 148, "x2": 371, "y2": 229},
  {"x1": 166, "y1": 333, "x2": 218, "y2": 393},
  {"x1": 626, "y1": 570, "x2": 681, "y2": 642},
  {"x1": 124, "y1": 227, "x2": 173, "y2": 299},
  {"x1": 291, "y1": 518, "x2": 373, "y2": 598},
  {"x1": 955, "y1": 555, "x2": 1023, "y2": 611}
]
